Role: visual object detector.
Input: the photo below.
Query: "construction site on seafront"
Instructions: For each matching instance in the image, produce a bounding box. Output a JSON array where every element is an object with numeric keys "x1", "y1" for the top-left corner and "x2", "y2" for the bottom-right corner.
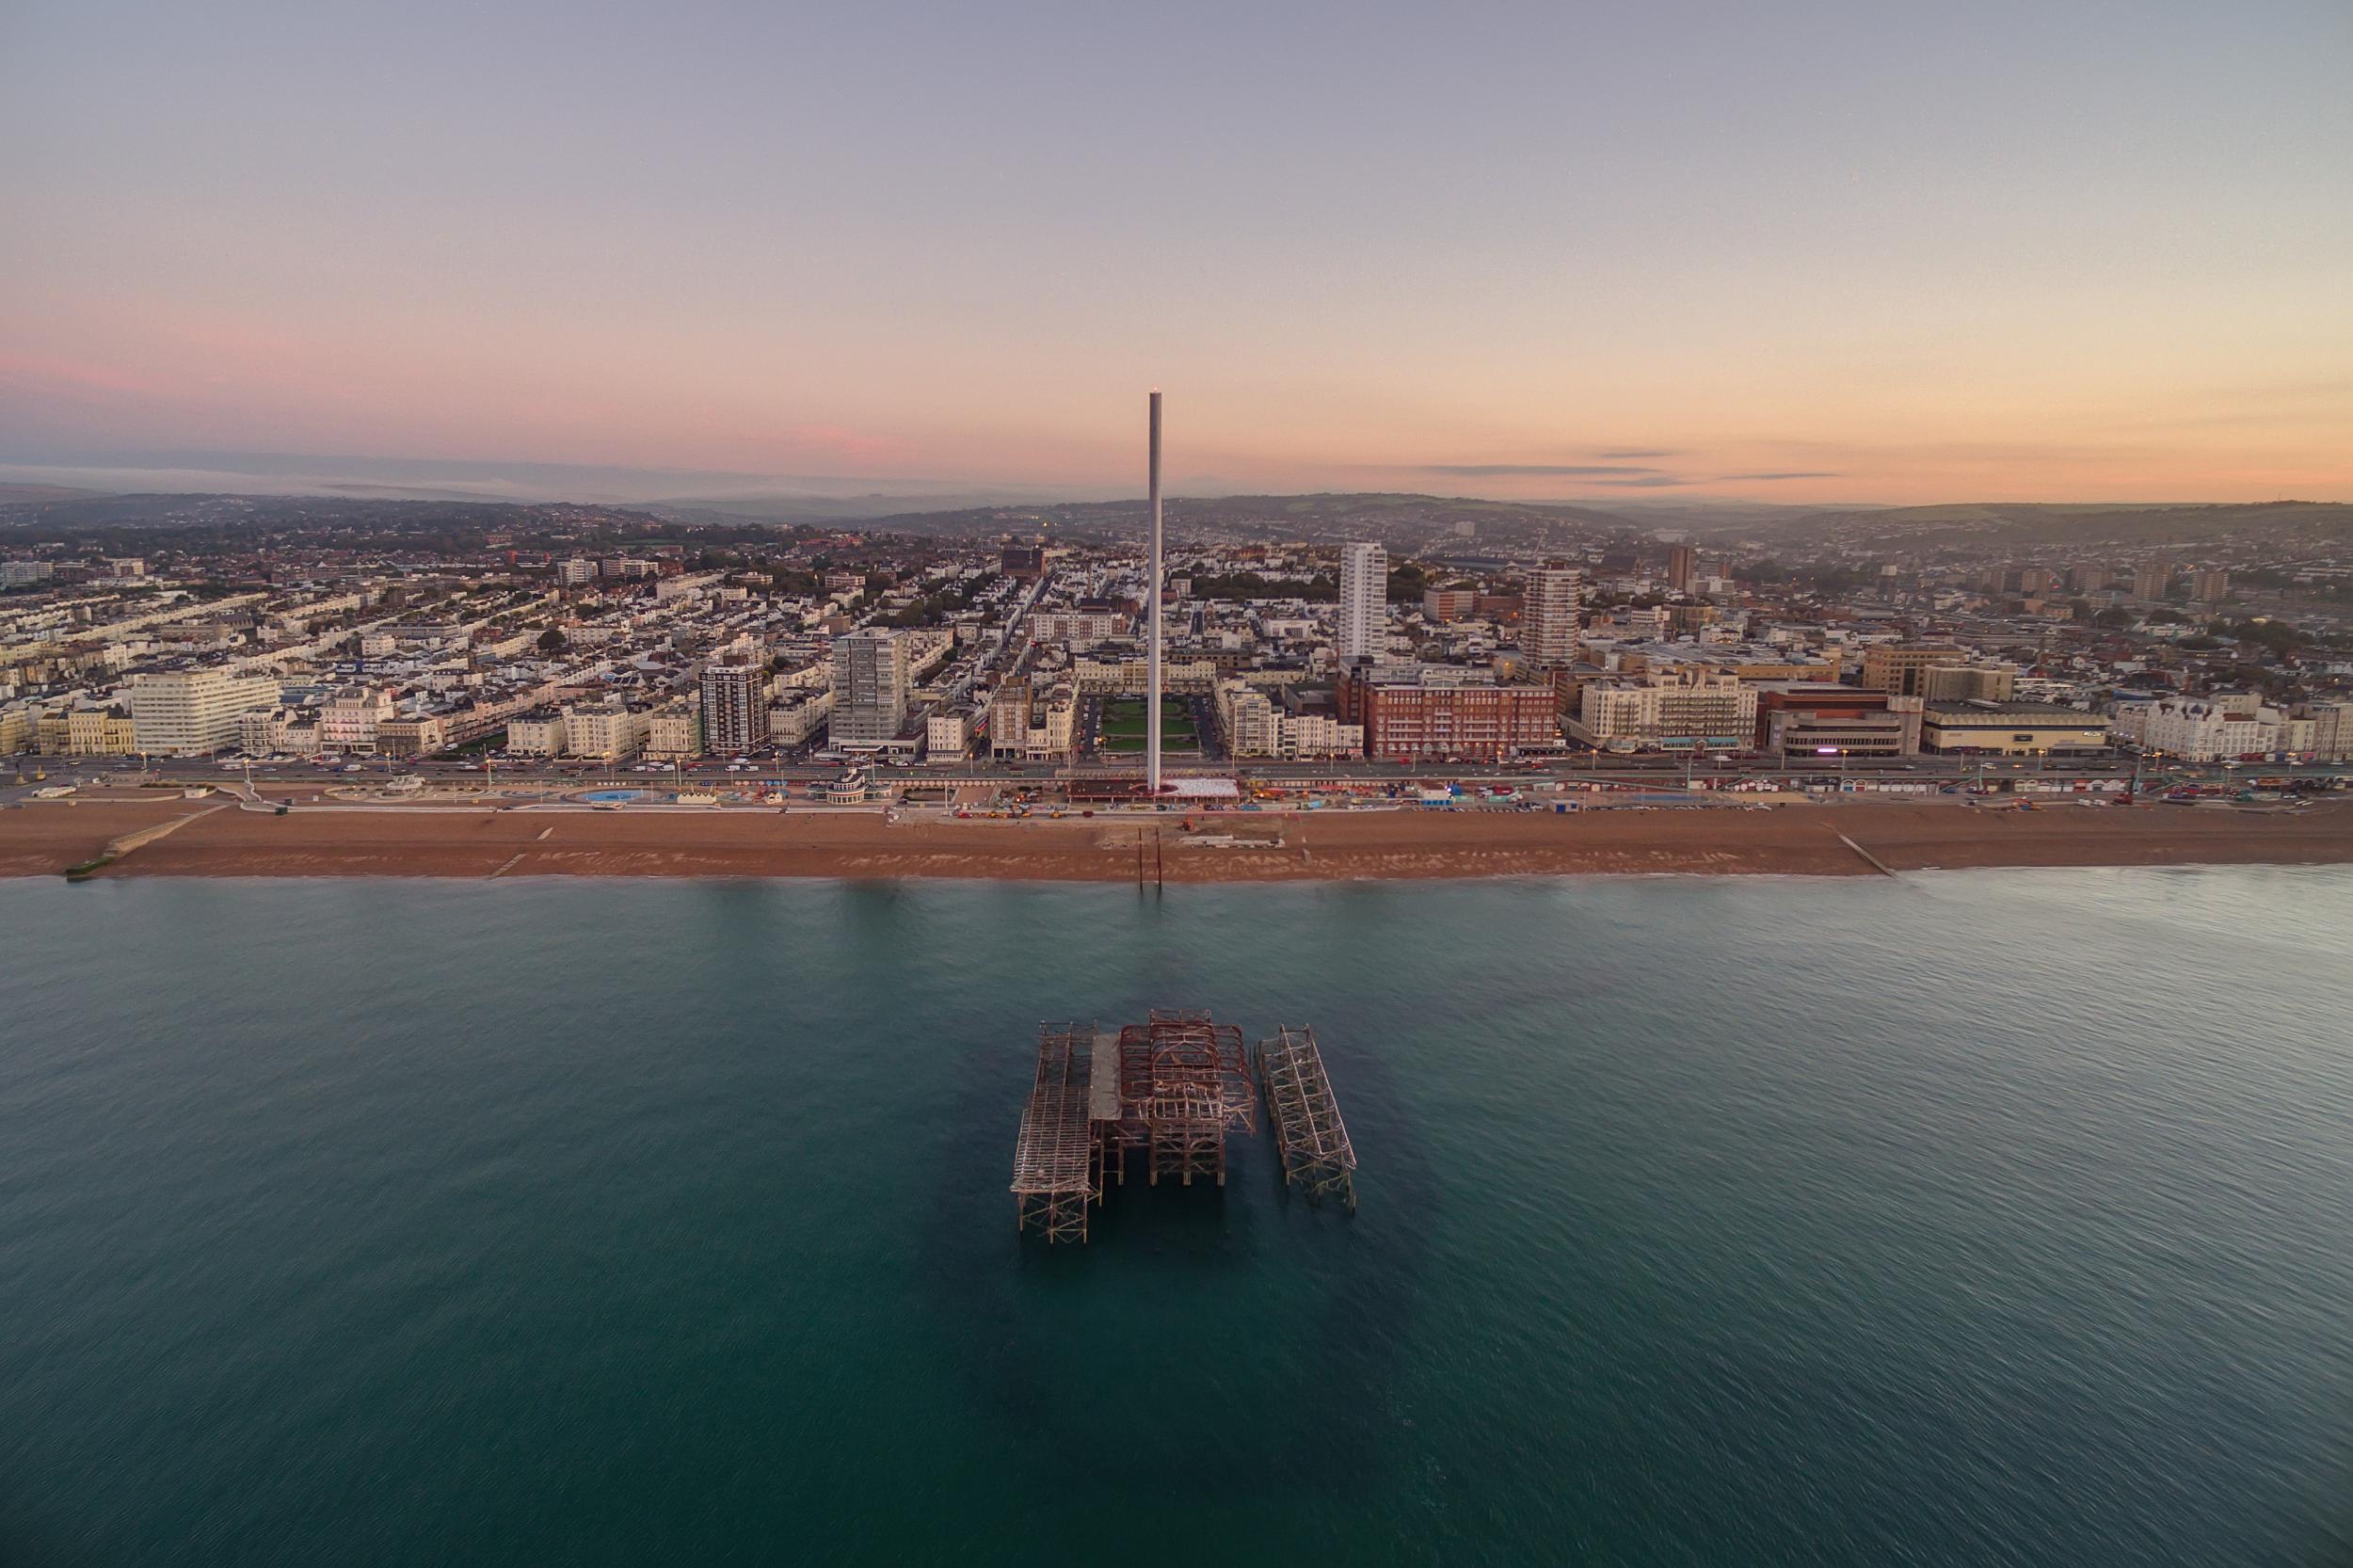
[{"x1": 1010, "y1": 1008, "x2": 1358, "y2": 1243}]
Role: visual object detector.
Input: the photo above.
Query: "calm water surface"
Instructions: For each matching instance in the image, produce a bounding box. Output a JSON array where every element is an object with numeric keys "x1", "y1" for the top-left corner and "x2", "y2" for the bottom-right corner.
[{"x1": 4, "y1": 870, "x2": 2352, "y2": 1567}]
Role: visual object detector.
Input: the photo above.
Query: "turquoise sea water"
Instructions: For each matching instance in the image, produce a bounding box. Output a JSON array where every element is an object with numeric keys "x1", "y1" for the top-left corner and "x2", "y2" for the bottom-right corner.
[{"x1": 4, "y1": 869, "x2": 2352, "y2": 1567}]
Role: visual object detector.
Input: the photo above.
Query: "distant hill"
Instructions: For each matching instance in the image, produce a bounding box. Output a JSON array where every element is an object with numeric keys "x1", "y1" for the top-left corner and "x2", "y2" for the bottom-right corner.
[
  {"x1": 1705, "y1": 501, "x2": 2353, "y2": 552},
  {"x1": 0, "y1": 493, "x2": 697, "y2": 552},
  {"x1": 854, "y1": 491, "x2": 1643, "y2": 555},
  {"x1": 648, "y1": 488, "x2": 1103, "y2": 524},
  {"x1": 0, "y1": 483, "x2": 109, "y2": 505},
  {"x1": 9, "y1": 486, "x2": 2345, "y2": 561}
]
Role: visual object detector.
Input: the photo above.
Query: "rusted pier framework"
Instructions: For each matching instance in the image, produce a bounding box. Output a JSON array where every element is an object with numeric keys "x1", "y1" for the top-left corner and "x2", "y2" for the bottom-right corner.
[
  {"x1": 1011, "y1": 1024, "x2": 1098, "y2": 1242},
  {"x1": 1255, "y1": 1025, "x2": 1358, "y2": 1209},
  {"x1": 1111, "y1": 1009, "x2": 1256, "y2": 1189},
  {"x1": 1012, "y1": 1009, "x2": 1260, "y2": 1241}
]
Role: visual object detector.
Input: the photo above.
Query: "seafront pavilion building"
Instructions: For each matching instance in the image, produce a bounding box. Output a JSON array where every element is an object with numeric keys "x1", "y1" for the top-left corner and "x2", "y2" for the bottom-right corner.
[{"x1": 1918, "y1": 700, "x2": 2114, "y2": 756}]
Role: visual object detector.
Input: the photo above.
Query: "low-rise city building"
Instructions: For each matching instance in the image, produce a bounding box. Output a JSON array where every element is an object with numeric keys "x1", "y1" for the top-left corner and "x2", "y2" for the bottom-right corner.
[
  {"x1": 505, "y1": 711, "x2": 568, "y2": 757},
  {"x1": 646, "y1": 702, "x2": 704, "y2": 760},
  {"x1": 1570, "y1": 669, "x2": 1759, "y2": 751},
  {"x1": 562, "y1": 701, "x2": 650, "y2": 761},
  {"x1": 2113, "y1": 695, "x2": 2281, "y2": 760},
  {"x1": 1920, "y1": 700, "x2": 2114, "y2": 756}
]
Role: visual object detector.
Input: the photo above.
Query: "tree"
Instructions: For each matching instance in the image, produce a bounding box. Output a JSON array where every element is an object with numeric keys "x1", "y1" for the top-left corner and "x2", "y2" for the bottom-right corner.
[
  {"x1": 1188, "y1": 571, "x2": 1337, "y2": 602},
  {"x1": 537, "y1": 627, "x2": 568, "y2": 654}
]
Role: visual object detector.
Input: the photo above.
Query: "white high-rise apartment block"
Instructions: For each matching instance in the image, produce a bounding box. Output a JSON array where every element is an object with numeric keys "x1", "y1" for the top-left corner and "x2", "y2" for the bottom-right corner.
[
  {"x1": 128, "y1": 668, "x2": 280, "y2": 755},
  {"x1": 1524, "y1": 562, "x2": 1583, "y2": 665},
  {"x1": 830, "y1": 629, "x2": 910, "y2": 747},
  {"x1": 1336, "y1": 542, "x2": 1387, "y2": 663},
  {"x1": 698, "y1": 663, "x2": 768, "y2": 754}
]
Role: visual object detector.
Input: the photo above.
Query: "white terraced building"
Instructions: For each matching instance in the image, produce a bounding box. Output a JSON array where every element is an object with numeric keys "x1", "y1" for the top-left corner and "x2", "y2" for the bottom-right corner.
[
  {"x1": 1572, "y1": 669, "x2": 1758, "y2": 749},
  {"x1": 2114, "y1": 696, "x2": 2282, "y2": 760},
  {"x1": 1215, "y1": 680, "x2": 1363, "y2": 760}
]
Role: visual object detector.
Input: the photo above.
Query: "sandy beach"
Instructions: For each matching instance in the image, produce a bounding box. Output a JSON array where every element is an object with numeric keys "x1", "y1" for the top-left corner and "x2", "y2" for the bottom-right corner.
[{"x1": 7, "y1": 794, "x2": 2351, "y2": 882}]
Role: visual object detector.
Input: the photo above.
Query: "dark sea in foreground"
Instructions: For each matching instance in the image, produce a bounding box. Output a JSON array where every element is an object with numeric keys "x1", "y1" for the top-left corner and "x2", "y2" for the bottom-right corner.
[{"x1": 5, "y1": 870, "x2": 2352, "y2": 1568}]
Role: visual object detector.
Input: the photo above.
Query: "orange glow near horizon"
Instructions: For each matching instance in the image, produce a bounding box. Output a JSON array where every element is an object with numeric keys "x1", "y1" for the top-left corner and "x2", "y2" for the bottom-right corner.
[{"x1": 4, "y1": 3, "x2": 2348, "y2": 505}]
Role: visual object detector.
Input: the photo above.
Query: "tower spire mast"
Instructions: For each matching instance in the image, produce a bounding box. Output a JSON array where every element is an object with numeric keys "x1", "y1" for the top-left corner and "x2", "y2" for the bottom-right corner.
[{"x1": 1146, "y1": 389, "x2": 1163, "y2": 797}]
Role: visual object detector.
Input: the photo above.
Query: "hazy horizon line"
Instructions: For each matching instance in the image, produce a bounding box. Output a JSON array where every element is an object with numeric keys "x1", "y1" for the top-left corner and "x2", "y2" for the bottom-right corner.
[{"x1": 5, "y1": 452, "x2": 2337, "y2": 518}]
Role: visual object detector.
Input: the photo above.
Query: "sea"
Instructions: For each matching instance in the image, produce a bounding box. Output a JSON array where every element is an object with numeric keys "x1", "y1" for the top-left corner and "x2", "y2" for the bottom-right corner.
[{"x1": 4, "y1": 869, "x2": 2351, "y2": 1568}]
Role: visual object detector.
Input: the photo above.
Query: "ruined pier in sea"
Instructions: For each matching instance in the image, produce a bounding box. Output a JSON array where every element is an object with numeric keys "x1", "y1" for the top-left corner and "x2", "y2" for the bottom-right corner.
[{"x1": 1010, "y1": 1008, "x2": 1355, "y2": 1243}]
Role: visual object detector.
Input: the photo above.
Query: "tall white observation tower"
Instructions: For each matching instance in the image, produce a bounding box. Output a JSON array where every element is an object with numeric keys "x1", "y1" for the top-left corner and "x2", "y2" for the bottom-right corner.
[{"x1": 1146, "y1": 390, "x2": 1164, "y2": 796}]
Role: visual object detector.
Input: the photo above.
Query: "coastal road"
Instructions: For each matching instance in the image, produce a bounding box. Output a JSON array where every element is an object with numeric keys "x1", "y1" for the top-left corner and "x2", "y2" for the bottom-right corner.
[{"x1": 10, "y1": 751, "x2": 2346, "y2": 800}]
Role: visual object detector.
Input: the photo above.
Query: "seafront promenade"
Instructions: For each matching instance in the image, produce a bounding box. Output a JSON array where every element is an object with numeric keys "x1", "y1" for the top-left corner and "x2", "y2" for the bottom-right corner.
[{"x1": 7, "y1": 787, "x2": 2350, "y2": 882}]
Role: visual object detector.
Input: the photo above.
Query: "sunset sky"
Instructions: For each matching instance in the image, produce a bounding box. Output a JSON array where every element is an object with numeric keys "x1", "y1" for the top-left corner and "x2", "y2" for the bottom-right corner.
[{"x1": 4, "y1": 0, "x2": 2348, "y2": 504}]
